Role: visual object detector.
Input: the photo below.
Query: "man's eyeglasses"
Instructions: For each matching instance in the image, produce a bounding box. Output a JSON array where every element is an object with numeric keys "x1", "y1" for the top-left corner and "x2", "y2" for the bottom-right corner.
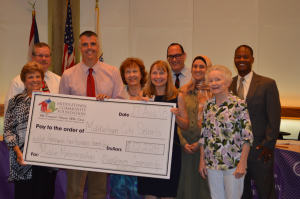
[
  {"x1": 33, "y1": 54, "x2": 51, "y2": 59},
  {"x1": 167, "y1": 53, "x2": 183, "y2": 60}
]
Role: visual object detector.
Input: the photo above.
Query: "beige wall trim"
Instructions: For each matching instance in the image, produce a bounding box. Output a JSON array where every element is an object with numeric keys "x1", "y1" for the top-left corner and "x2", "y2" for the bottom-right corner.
[{"x1": 48, "y1": 0, "x2": 80, "y2": 76}]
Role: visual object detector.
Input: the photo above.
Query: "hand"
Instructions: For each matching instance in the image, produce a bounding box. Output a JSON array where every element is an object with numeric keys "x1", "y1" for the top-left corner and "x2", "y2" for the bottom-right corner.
[
  {"x1": 190, "y1": 142, "x2": 200, "y2": 152},
  {"x1": 96, "y1": 94, "x2": 111, "y2": 101},
  {"x1": 141, "y1": 97, "x2": 149, "y2": 102},
  {"x1": 38, "y1": 101, "x2": 47, "y2": 112},
  {"x1": 181, "y1": 143, "x2": 194, "y2": 154},
  {"x1": 257, "y1": 145, "x2": 273, "y2": 163},
  {"x1": 233, "y1": 161, "x2": 246, "y2": 179},
  {"x1": 16, "y1": 151, "x2": 27, "y2": 166},
  {"x1": 194, "y1": 81, "x2": 202, "y2": 90},
  {"x1": 49, "y1": 101, "x2": 58, "y2": 112},
  {"x1": 170, "y1": 108, "x2": 180, "y2": 117},
  {"x1": 199, "y1": 160, "x2": 207, "y2": 179}
]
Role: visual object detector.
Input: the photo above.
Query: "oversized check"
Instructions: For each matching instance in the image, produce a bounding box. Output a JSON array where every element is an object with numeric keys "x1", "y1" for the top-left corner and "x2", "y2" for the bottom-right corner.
[{"x1": 23, "y1": 92, "x2": 176, "y2": 179}]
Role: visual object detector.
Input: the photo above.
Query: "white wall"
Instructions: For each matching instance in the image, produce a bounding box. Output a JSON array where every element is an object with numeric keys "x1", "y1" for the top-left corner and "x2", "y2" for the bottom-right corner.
[
  {"x1": 281, "y1": 119, "x2": 300, "y2": 140},
  {"x1": 80, "y1": 0, "x2": 300, "y2": 107},
  {"x1": 258, "y1": 0, "x2": 300, "y2": 106},
  {"x1": 0, "y1": 0, "x2": 299, "y2": 107},
  {"x1": 1, "y1": 0, "x2": 299, "y2": 137},
  {"x1": 0, "y1": 0, "x2": 48, "y2": 104}
]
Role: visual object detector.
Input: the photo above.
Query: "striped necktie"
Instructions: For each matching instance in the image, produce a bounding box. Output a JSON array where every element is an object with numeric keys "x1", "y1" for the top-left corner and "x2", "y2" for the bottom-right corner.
[
  {"x1": 42, "y1": 80, "x2": 50, "y2": 93},
  {"x1": 175, "y1": 73, "x2": 181, "y2": 89}
]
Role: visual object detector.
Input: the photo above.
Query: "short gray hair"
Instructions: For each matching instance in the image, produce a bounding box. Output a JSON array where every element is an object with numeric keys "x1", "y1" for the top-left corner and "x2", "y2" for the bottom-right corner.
[
  {"x1": 79, "y1": 30, "x2": 98, "y2": 46},
  {"x1": 205, "y1": 65, "x2": 232, "y2": 85},
  {"x1": 32, "y1": 42, "x2": 51, "y2": 55}
]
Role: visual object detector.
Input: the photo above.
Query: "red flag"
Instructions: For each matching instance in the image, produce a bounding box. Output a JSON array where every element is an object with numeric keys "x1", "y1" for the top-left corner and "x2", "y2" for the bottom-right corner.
[{"x1": 28, "y1": 10, "x2": 40, "y2": 62}]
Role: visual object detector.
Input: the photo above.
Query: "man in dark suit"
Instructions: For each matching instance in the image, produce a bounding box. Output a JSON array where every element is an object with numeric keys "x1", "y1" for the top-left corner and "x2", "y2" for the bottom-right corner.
[{"x1": 229, "y1": 45, "x2": 281, "y2": 199}]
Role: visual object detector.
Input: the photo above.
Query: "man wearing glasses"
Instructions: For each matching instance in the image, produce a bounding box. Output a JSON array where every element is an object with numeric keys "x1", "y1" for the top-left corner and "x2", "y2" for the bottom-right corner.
[
  {"x1": 167, "y1": 43, "x2": 191, "y2": 89},
  {"x1": 4, "y1": 42, "x2": 61, "y2": 115}
]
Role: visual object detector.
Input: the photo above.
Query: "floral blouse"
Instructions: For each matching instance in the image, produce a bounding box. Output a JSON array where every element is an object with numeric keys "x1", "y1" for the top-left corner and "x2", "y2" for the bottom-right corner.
[{"x1": 199, "y1": 92, "x2": 253, "y2": 170}]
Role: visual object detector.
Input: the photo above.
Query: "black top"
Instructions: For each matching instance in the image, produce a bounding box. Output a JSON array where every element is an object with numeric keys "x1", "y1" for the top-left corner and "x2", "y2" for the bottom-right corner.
[{"x1": 137, "y1": 95, "x2": 181, "y2": 197}]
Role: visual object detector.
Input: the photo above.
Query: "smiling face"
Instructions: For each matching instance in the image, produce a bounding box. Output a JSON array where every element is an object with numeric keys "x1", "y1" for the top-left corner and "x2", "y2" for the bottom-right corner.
[
  {"x1": 167, "y1": 45, "x2": 186, "y2": 73},
  {"x1": 124, "y1": 65, "x2": 142, "y2": 87},
  {"x1": 234, "y1": 47, "x2": 254, "y2": 77},
  {"x1": 24, "y1": 71, "x2": 42, "y2": 97},
  {"x1": 208, "y1": 70, "x2": 230, "y2": 98},
  {"x1": 79, "y1": 35, "x2": 99, "y2": 66},
  {"x1": 31, "y1": 47, "x2": 51, "y2": 72},
  {"x1": 151, "y1": 65, "x2": 168, "y2": 89},
  {"x1": 192, "y1": 60, "x2": 207, "y2": 81}
]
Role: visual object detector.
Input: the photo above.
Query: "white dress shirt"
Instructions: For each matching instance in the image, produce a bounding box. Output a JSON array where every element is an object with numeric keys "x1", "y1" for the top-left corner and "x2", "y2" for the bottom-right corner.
[
  {"x1": 171, "y1": 65, "x2": 192, "y2": 88},
  {"x1": 236, "y1": 71, "x2": 253, "y2": 100},
  {"x1": 59, "y1": 61, "x2": 124, "y2": 99},
  {"x1": 4, "y1": 70, "x2": 61, "y2": 116}
]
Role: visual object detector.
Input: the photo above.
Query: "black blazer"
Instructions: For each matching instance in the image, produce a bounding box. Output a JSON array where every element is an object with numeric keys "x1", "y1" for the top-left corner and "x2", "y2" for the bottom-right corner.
[{"x1": 229, "y1": 72, "x2": 281, "y2": 161}]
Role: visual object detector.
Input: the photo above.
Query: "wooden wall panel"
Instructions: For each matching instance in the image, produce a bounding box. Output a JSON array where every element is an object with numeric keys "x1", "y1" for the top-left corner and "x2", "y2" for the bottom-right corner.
[
  {"x1": 0, "y1": 104, "x2": 3, "y2": 117},
  {"x1": 281, "y1": 107, "x2": 300, "y2": 119}
]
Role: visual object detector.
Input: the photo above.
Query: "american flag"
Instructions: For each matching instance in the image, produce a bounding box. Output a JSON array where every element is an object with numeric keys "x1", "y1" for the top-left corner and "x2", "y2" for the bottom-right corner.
[
  {"x1": 62, "y1": 0, "x2": 75, "y2": 73},
  {"x1": 27, "y1": 10, "x2": 40, "y2": 62}
]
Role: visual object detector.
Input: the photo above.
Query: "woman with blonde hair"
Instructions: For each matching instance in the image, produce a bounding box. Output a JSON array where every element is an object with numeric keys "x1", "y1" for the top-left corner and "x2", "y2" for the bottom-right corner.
[{"x1": 137, "y1": 60, "x2": 189, "y2": 199}]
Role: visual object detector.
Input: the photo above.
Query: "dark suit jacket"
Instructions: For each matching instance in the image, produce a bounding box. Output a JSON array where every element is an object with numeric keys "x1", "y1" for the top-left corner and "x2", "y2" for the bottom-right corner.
[{"x1": 229, "y1": 72, "x2": 281, "y2": 161}]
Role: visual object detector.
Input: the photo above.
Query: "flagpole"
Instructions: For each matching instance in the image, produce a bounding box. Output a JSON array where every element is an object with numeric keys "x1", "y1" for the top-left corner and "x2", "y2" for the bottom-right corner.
[
  {"x1": 95, "y1": 0, "x2": 104, "y2": 62},
  {"x1": 66, "y1": 0, "x2": 69, "y2": 12},
  {"x1": 28, "y1": 1, "x2": 36, "y2": 12},
  {"x1": 28, "y1": 1, "x2": 36, "y2": 19},
  {"x1": 27, "y1": 1, "x2": 39, "y2": 62}
]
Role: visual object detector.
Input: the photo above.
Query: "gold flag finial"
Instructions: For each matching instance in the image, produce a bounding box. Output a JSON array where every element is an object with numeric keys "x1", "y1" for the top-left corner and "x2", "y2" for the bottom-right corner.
[
  {"x1": 28, "y1": 1, "x2": 36, "y2": 11},
  {"x1": 28, "y1": 1, "x2": 36, "y2": 16}
]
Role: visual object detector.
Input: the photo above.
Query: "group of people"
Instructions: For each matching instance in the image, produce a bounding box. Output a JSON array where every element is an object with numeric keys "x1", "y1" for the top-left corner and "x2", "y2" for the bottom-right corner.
[{"x1": 3, "y1": 30, "x2": 281, "y2": 199}]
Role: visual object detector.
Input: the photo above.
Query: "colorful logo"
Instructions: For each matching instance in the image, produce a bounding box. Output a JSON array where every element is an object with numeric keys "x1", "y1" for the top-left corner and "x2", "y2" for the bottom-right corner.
[{"x1": 38, "y1": 98, "x2": 58, "y2": 114}]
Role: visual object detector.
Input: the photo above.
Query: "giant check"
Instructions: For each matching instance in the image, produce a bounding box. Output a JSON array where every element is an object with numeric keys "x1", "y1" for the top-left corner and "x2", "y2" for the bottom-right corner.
[{"x1": 23, "y1": 93, "x2": 176, "y2": 179}]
